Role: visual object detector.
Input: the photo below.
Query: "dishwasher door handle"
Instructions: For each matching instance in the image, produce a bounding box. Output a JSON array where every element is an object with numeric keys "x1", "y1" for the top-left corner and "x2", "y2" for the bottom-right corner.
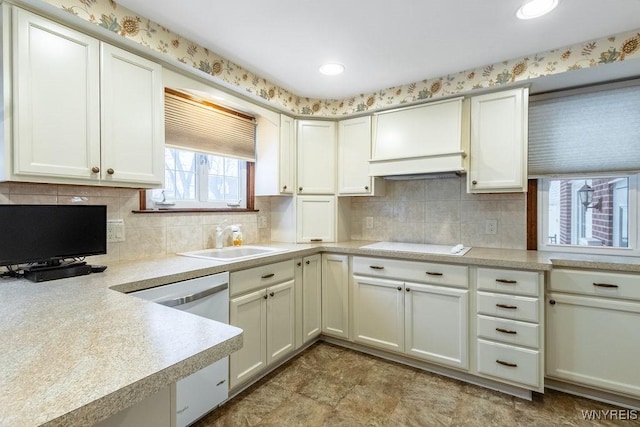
[{"x1": 156, "y1": 283, "x2": 229, "y2": 308}]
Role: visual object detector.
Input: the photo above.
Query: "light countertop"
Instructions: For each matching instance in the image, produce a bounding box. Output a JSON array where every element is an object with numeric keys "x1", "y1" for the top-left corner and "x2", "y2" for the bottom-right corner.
[{"x1": 2, "y1": 241, "x2": 639, "y2": 426}]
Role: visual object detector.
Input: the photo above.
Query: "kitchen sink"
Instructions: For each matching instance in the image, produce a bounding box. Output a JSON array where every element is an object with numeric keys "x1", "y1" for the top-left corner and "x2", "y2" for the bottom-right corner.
[{"x1": 178, "y1": 246, "x2": 287, "y2": 262}]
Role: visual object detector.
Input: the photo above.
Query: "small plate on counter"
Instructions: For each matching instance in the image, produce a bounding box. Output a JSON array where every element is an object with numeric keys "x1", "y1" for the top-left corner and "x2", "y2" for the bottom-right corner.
[{"x1": 360, "y1": 242, "x2": 471, "y2": 256}]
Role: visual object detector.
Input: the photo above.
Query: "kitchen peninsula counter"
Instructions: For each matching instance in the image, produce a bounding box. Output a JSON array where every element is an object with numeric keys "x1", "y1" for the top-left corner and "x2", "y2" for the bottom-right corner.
[{"x1": 2, "y1": 241, "x2": 639, "y2": 426}]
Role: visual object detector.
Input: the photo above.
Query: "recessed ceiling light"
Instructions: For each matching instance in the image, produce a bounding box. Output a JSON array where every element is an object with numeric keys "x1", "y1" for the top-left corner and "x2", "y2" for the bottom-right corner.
[
  {"x1": 319, "y1": 63, "x2": 345, "y2": 76},
  {"x1": 516, "y1": 0, "x2": 559, "y2": 20}
]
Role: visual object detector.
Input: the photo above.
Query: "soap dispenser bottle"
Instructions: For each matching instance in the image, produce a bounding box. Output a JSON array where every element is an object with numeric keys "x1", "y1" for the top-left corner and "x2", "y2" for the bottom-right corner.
[{"x1": 232, "y1": 225, "x2": 243, "y2": 246}]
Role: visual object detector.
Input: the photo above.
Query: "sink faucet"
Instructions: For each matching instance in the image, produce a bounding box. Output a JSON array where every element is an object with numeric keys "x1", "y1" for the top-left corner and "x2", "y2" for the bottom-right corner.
[{"x1": 215, "y1": 221, "x2": 238, "y2": 249}]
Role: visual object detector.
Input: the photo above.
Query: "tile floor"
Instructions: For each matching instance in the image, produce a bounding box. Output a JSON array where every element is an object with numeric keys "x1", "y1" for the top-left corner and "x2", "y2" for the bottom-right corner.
[{"x1": 194, "y1": 342, "x2": 632, "y2": 426}]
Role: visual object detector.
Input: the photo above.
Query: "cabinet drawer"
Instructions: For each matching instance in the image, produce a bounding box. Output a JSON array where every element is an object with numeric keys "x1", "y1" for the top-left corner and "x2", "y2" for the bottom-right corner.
[
  {"x1": 477, "y1": 292, "x2": 539, "y2": 322},
  {"x1": 477, "y1": 315, "x2": 539, "y2": 349},
  {"x1": 353, "y1": 256, "x2": 468, "y2": 288},
  {"x1": 550, "y1": 269, "x2": 640, "y2": 301},
  {"x1": 230, "y1": 260, "x2": 294, "y2": 296},
  {"x1": 477, "y1": 268, "x2": 540, "y2": 297},
  {"x1": 477, "y1": 339, "x2": 540, "y2": 388}
]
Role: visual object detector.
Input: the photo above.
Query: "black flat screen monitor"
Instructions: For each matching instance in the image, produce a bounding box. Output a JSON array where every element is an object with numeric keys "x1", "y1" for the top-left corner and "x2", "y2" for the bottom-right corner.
[{"x1": 0, "y1": 204, "x2": 107, "y2": 267}]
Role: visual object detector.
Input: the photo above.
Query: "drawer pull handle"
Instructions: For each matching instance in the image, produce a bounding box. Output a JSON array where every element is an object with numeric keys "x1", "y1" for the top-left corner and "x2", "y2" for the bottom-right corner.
[
  {"x1": 496, "y1": 303, "x2": 518, "y2": 310},
  {"x1": 310, "y1": 238, "x2": 323, "y2": 242},
  {"x1": 593, "y1": 282, "x2": 619, "y2": 289},
  {"x1": 261, "y1": 273, "x2": 275, "y2": 279},
  {"x1": 495, "y1": 328, "x2": 517, "y2": 335},
  {"x1": 496, "y1": 279, "x2": 517, "y2": 284},
  {"x1": 496, "y1": 360, "x2": 518, "y2": 368},
  {"x1": 426, "y1": 272, "x2": 443, "y2": 276},
  {"x1": 370, "y1": 265, "x2": 385, "y2": 270}
]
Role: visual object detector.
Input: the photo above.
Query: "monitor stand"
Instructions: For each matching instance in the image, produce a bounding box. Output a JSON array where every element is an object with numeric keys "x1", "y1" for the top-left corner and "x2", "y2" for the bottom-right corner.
[{"x1": 23, "y1": 262, "x2": 92, "y2": 282}]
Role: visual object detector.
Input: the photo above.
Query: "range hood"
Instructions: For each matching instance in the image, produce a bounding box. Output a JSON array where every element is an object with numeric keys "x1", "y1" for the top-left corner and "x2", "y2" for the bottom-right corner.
[{"x1": 369, "y1": 97, "x2": 469, "y2": 178}]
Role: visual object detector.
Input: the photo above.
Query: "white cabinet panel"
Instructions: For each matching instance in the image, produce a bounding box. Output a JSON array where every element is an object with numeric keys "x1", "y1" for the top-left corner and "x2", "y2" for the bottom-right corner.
[
  {"x1": 477, "y1": 339, "x2": 540, "y2": 388},
  {"x1": 468, "y1": 88, "x2": 528, "y2": 193},
  {"x1": 279, "y1": 115, "x2": 296, "y2": 194},
  {"x1": 266, "y1": 279, "x2": 295, "y2": 364},
  {"x1": 546, "y1": 293, "x2": 640, "y2": 397},
  {"x1": 405, "y1": 283, "x2": 468, "y2": 369},
  {"x1": 100, "y1": 43, "x2": 163, "y2": 185},
  {"x1": 302, "y1": 255, "x2": 322, "y2": 343},
  {"x1": 297, "y1": 120, "x2": 336, "y2": 194},
  {"x1": 229, "y1": 289, "x2": 267, "y2": 389},
  {"x1": 13, "y1": 8, "x2": 100, "y2": 180},
  {"x1": 338, "y1": 116, "x2": 373, "y2": 195},
  {"x1": 477, "y1": 291, "x2": 539, "y2": 323},
  {"x1": 296, "y1": 196, "x2": 336, "y2": 242},
  {"x1": 255, "y1": 114, "x2": 295, "y2": 196},
  {"x1": 322, "y1": 254, "x2": 349, "y2": 339},
  {"x1": 352, "y1": 275, "x2": 404, "y2": 352},
  {"x1": 477, "y1": 315, "x2": 539, "y2": 349}
]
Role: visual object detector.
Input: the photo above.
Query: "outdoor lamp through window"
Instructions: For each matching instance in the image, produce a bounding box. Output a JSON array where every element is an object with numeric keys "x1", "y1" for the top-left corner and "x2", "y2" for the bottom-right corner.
[{"x1": 577, "y1": 182, "x2": 602, "y2": 211}]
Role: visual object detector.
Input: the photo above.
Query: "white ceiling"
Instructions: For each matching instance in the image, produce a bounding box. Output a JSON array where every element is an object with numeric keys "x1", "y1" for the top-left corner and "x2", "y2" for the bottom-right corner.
[{"x1": 117, "y1": 0, "x2": 640, "y2": 99}]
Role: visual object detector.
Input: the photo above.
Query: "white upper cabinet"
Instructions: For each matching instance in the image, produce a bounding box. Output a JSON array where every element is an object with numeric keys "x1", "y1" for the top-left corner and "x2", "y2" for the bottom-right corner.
[
  {"x1": 296, "y1": 195, "x2": 336, "y2": 242},
  {"x1": 296, "y1": 120, "x2": 336, "y2": 194},
  {"x1": 12, "y1": 7, "x2": 101, "y2": 181},
  {"x1": 370, "y1": 97, "x2": 468, "y2": 177},
  {"x1": 4, "y1": 6, "x2": 164, "y2": 188},
  {"x1": 468, "y1": 88, "x2": 528, "y2": 193},
  {"x1": 100, "y1": 43, "x2": 163, "y2": 186},
  {"x1": 338, "y1": 116, "x2": 375, "y2": 195},
  {"x1": 255, "y1": 114, "x2": 295, "y2": 196}
]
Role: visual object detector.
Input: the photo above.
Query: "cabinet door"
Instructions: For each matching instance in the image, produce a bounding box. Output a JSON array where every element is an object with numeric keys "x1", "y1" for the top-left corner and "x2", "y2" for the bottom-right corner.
[
  {"x1": 297, "y1": 120, "x2": 336, "y2": 194},
  {"x1": 302, "y1": 254, "x2": 322, "y2": 343},
  {"x1": 338, "y1": 116, "x2": 372, "y2": 195},
  {"x1": 352, "y1": 275, "x2": 404, "y2": 353},
  {"x1": 279, "y1": 115, "x2": 296, "y2": 194},
  {"x1": 405, "y1": 282, "x2": 468, "y2": 369},
  {"x1": 322, "y1": 254, "x2": 349, "y2": 339},
  {"x1": 13, "y1": 8, "x2": 101, "y2": 180},
  {"x1": 266, "y1": 279, "x2": 295, "y2": 365},
  {"x1": 229, "y1": 289, "x2": 267, "y2": 389},
  {"x1": 101, "y1": 43, "x2": 164, "y2": 186},
  {"x1": 468, "y1": 88, "x2": 528, "y2": 193},
  {"x1": 546, "y1": 293, "x2": 640, "y2": 397},
  {"x1": 296, "y1": 196, "x2": 335, "y2": 242}
]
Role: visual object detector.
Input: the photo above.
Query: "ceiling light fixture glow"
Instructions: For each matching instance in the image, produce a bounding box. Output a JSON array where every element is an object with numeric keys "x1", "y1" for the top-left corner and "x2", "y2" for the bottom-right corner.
[
  {"x1": 319, "y1": 63, "x2": 345, "y2": 76},
  {"x1": 516, "y1": 0, "x2": 559, "y2": 19}
]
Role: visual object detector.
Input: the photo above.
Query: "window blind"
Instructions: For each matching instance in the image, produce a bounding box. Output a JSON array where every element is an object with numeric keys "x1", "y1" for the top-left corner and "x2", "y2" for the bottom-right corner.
[
  {"x1": 164, "y1": 89, "x2": 256, "y2": 161},
  {"x1": 528, "y1": 81, "x2": 640, "y2": 177}
]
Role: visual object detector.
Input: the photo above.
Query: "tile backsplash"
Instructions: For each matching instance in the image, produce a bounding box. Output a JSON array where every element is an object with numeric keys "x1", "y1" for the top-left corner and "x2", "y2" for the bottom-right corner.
[
  {"x1": 0, "y1": 182, "x2": 271, "y2": 263},
  {"x1": 349, "y1": 177, "x2": 527, "y2": 250},
  {"x1": 0, "y1": 177, "x2": 526, "y2": 264}
]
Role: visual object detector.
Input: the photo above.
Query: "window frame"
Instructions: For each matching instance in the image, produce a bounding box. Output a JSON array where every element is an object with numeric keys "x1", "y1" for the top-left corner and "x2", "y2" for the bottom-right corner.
[{"x1": 537, "y1": 174, "x2": 639, "y2": 256}]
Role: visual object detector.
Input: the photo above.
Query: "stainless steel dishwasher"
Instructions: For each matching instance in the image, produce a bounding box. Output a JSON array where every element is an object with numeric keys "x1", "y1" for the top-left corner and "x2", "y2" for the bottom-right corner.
[{"x1": 131, "y1": 272, "x2": 229, "y2": 427}]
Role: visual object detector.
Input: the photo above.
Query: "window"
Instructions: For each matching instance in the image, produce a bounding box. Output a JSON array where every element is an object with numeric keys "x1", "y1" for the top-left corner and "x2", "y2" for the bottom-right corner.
[
  {"x1": 147, "y1": 147, "x2": 247, "y2": 209},
  {"x1": 538, "y1": 175, "x2": 638, "y2": 255}
]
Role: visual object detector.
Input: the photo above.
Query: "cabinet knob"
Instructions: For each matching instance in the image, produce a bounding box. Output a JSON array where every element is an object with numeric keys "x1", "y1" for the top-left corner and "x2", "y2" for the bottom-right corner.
[
  {"x1": 282, "y1": 185, "x2": 288, "y2": 190},
  {"x1": 91, "y1": 166, "x2": 100, "y2": 174},
  {"x1": 549, "y1": 299, "x2": 556, "y2": 305},
  {"x1": 298, "y1": 187, "x2": 303, "y2": 192},
  {"x1": 472, "y1": 180, "x2": 478, "y2": 185},
  {"x1": 297, "y1": 262, "x2": 302, "y2": 267},
  {"x1": 305, "y1": 260, "x2": 310, "y2": 265},
  {"x1": 263, "y1": 294, "x2": 268, "y2": 299},
  {"x1": 406, "y1": 287, "x2": 411, "y2": 292},
  {"x1": 397, "y1": 286, "x2": 402, "y2": 291},
  {"x1": 107, "y1": 168, "x2": 115, "y2": 175},
  {"x1": 269, "y1": 292, "x2": 275, "y2": 297},
  {"x1": 364, "y1": 186, "x2": 369, "y2": 191}
]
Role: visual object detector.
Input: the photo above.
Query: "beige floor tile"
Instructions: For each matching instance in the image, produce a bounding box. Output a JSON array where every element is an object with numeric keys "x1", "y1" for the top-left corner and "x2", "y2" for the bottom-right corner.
[
  {"x1": 334, "y1": 384, "x2": 400, "y2": 426},
  {"x1": 256, "y1": 392, "x2": 333, "y2": 427}
]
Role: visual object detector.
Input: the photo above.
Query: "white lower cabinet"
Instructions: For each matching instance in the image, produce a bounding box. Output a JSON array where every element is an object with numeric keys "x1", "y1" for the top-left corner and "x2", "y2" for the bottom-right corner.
[
  {"x1": 352, "y1": 257, "x2": 469, "y2": 370},
  {"x1": 547, "y1": 268, "x2": 640, "y2": 398},
  {"x1": 475, "y1": 267, "x2": 544, "y2": 391},
  {"x1": 301, "y1": 254, "x2": 322, "y2": 343},
  {"x1": 229, "y1": 263, "x2": 295, "y2": 390},
  {"x1": 321, "y1": 254, "x2": 350, "y2": 339}
]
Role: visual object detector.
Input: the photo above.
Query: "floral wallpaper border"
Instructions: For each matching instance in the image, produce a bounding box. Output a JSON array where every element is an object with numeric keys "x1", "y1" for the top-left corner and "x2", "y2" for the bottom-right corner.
[{"x1": 43, "y1": 0, "x2": 640, "y2": 117}]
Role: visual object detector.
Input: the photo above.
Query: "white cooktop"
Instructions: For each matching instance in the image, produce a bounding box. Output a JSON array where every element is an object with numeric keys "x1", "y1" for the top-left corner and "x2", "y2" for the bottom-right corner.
[{"x1": 360, "y1": 242, "x2": 471, "y2": 256}]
